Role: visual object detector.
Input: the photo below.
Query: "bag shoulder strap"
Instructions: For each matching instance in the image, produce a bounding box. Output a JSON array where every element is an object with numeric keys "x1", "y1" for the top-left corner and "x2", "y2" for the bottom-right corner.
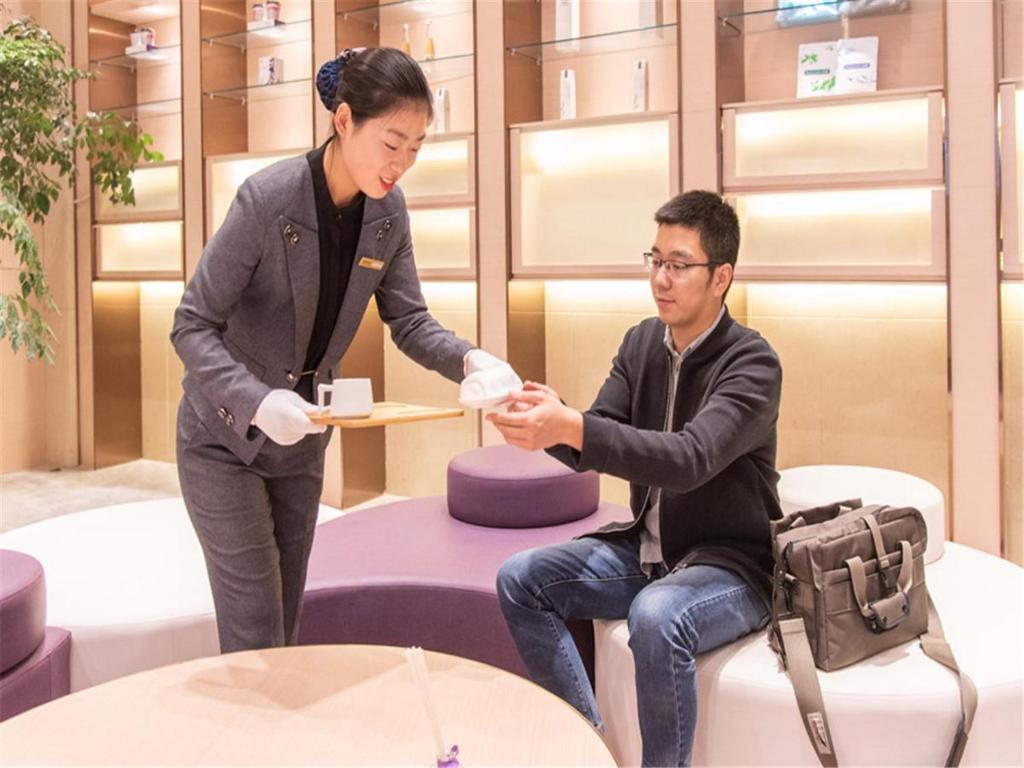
[
  {"x1": 921, "y1": 592, "x2": 978, "y2": 766},
  {"x1": 779, "y1": 591, "x2": 977, "y2": 768},
  {"x1": 778, "y1": 617, "x2": 839, "y2": 767}
]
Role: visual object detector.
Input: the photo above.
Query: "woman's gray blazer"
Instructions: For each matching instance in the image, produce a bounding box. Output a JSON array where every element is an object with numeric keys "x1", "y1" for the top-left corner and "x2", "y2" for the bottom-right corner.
[{"x1": 171, "y1": 154, "x2": 473, "y2": 464}]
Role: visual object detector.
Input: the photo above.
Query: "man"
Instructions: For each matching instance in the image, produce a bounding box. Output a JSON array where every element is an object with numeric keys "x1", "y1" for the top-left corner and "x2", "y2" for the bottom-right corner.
[{"x1": 491, "y1": 190, "x2": 782, "y2": 767}]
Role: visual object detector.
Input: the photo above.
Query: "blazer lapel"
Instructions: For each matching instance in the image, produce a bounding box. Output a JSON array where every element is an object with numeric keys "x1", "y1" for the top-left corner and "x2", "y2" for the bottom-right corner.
[{"x1": 279, "y1": 214, "x2": 319, "y2": 375}]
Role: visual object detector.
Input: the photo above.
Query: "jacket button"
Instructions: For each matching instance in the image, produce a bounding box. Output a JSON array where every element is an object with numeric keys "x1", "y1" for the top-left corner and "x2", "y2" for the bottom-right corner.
[
  {"x1": 225, "y1": 414, "x2": 235, "y2": 427},
  {"x1": 289, "y1": 233, "x2": 300, "y2": 245},
  {"x1": 217, "y1": 407, "x2": 227, "y2": 419},
  {"x1": 376, "y1": 229, "x2": 384, "y2": 240},
  {"x1": 286, "y1": 372, "x2": 296, "y2": 383},
  {"x1": 384, "y1": 219, "x2": 392, "y2": 231},
  {"x1": 283, "y1": 224, "x2": 294, "y2": 236}
]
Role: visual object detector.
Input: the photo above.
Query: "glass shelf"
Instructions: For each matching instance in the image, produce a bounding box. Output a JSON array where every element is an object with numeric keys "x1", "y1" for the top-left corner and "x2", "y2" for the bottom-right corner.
[
  {"x1": 339, "y1": 0, "x2": 472, "y2": 29},
  {"x1": 415, "y1": 52, "x2": 474, "y2": 82},
  {"x1": 717, "y1": 0, "x2": 909, "y2": 36},
  {"x1": 89, "y1": 0, "x2": 180, "y2": 25},
  {"x1": 202, "y1": 19, "x2": 312, "y2": 51},
  {"x1": 104, "y1": 98, "x2": 183, "y2": 119},
  {"x1": 204, "y1": 79, "x2": 312, "y2": 105},
  {"x1": 507, "y1": 23, "x2": 677, "y2": 64},
  {"x1": 91, "y1": 45, "x2": 182, "y2": 72}
]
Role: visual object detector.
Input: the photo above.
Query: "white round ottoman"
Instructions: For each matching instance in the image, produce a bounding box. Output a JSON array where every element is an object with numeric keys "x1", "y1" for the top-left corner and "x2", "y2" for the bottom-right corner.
[
  {"x1": 779, "y1": 465, "x2": 947, "y2": 563},
  {"x1": 594, "y1": 543, "x2": 1023, "y2": 767},
  {"x1": 0, "y1": 499, "x2": 340, "y2": 692}
]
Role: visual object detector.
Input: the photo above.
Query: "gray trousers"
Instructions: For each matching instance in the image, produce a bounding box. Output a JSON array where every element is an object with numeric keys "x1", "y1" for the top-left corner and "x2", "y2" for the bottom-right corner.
[{"x1": 176, "y1": 399, "x2": 328, "y2": 653}]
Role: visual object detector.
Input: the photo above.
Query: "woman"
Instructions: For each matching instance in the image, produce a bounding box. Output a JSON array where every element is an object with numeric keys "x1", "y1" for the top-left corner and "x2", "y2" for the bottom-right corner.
[{"x1": 171, "y1": 48, "x2": 510, "y2": 653}]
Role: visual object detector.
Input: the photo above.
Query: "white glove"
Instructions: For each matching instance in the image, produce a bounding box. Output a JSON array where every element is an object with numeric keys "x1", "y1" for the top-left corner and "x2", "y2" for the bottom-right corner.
[
  {"x1": 464, "y1": 348, "x2": 508, "y2": 376},
  {"x1": 252, "y1": 389, "x2": 326, "y2": 446},
  {"x1": 460, "y1": 350, "x2": 522, "y2": 408}
]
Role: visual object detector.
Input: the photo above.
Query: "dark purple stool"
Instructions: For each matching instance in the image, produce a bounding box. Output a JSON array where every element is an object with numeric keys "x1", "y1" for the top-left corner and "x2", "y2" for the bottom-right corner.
[
  {"x1": 300, "y1": 446, "x2": 630, "y2": 675},
  {"x1": 0, "y1": 549, "x2": 71, "y2": 722}
]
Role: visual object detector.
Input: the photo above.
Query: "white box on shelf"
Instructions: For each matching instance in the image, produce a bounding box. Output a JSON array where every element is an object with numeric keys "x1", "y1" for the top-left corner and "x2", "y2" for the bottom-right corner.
[
  {"x1": 555, "y1": 0, "x2": 579, "y2": 52},
  {"x1": 124, "y1": 44, "x2": 156, "y2": 56},
  {"x1": 258, "y1": 56, "x2": 283, "y2": 86},
  {"x1": 835, "y1": 36, "x2": 879, "y2": 94},
  {"x1": 638, "y1": 0, "x2": 662, "y2": 27},
  {"x1": 434, "y1": 87, "x2": 450, "y2": 134},
  {"x1": 796, "y1": 41, "x2": 837, "y2": 98},
  {"x1": 559, "y1": 69, "x2": 577, "y2": 120},
  {"x1": 632, "y1": 60, "x2": 649, "y2": 112}
]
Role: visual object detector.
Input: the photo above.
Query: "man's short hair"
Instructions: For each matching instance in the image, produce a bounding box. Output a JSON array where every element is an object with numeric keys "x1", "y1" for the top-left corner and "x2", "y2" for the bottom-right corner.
[{"x1": 654, "y1": 191, "x2": 740, "y2": 268}]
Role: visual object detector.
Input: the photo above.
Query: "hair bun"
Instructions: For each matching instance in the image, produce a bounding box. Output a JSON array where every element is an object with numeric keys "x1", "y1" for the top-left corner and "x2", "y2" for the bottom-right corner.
[{"x1": 315, "y1": 48, "x2": 363, "y2": 112}]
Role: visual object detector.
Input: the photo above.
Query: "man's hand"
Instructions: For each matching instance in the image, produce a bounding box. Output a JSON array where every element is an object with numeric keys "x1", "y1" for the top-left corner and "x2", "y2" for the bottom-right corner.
[{"x1": 486, "y1": 382, "x2": 584, "y2": 452}]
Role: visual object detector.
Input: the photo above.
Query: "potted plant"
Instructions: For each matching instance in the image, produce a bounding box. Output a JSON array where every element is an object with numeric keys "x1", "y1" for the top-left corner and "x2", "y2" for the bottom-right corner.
[{"x1": 0, "y1": 9, "x2": 162, "y2": 362}]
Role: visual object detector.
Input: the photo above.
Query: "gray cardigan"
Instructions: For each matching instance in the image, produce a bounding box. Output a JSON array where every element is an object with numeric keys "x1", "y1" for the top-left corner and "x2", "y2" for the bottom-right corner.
[
  {"x1": 171, "y1": 154, "x2": 473, "y2": 464},
  {"x1": 548, "y1": 309, "x2": 783, "y2": 601}
]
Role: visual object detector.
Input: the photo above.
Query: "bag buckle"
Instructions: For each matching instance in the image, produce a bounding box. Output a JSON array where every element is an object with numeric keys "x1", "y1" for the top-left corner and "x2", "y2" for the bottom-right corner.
[{"x1": 866, "y1": 590, "x2": 910, "y2": 632}]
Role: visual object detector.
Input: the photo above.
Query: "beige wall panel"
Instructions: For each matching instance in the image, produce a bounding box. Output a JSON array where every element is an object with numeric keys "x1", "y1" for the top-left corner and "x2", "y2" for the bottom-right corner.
[
  {"x1": 1003, "y1": 283, "x2": 1024, "y2": 565},
  {"x1": 92, "y1": 282, "x2": 142, "y2": 468},
  {"x1": 739, "y1": 0, "x2": 944, "y2": 102},
  {"x1": 1003, "y1": 0, "x2": 1022, "y2": 80},
  {"x1": 140, "y1": 283, "x2": 185, "y2": 463},
  {"x1": 745, "y1": 283, "x2": 949, "y2": 506},
  {"x1": 384, "y1": 284, "x2": 477, "y2": 497}
]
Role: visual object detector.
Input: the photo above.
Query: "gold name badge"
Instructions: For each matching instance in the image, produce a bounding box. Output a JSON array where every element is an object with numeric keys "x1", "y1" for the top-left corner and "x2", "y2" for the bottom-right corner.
[{"x1": 358, "y1": 257, "x2": 385, "y2": 271}]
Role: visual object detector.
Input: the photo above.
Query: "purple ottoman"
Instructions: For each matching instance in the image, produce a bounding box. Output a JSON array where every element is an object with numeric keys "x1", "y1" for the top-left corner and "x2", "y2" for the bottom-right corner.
[
  {"x1": 448, "y1": 445, "x2": 600, "y2": 527},
  {"x1": 0, "y1": 550, "x2": 71, "y2": 722}
]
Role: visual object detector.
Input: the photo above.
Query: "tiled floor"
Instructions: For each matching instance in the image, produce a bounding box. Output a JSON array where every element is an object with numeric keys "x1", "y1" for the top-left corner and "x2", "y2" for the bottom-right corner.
[{"x1": 0, "y1": 460, "x2": 403, "y2": 533}]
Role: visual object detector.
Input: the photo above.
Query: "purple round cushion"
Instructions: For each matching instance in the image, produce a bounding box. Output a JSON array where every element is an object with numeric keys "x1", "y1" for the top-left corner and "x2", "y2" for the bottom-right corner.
[
  {"x1": 447, "y1": 445, "x2": 599, "y2": 528},
  {"x1": 0, "y1": 549, "x2": 47, "y2": 675}
]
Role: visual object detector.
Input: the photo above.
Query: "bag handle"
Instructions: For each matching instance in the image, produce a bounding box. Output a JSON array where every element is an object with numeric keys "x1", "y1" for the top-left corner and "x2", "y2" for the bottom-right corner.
[{"x1": 845, "y1": 539, "x2": 913, "y2": 632}]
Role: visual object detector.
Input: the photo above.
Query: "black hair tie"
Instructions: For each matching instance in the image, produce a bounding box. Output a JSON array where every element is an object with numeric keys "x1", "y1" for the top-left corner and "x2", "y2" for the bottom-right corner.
[{"x1": 315, "y1": 48, "x2": 362, "y2": 112}]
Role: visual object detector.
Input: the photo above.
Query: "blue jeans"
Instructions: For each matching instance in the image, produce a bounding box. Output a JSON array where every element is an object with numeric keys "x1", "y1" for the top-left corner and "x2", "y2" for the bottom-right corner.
[{"x1": 496, "y1": 535, "x2": 768, "y2": 767}]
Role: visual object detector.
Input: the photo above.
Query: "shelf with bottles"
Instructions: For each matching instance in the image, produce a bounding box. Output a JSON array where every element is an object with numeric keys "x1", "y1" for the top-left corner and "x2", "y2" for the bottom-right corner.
[
  {"x1": 202, "y1": 18, "x2": 312, "y2": 51},
  {"x1": 90, "y1": 44, "x2": 182, "y2": 72},
  {"x1": 509, "y1": 111, "x2": 678, "y2": 278},
  {"x1": 714, "y1": 0, "x2": 943, "y2": 103},
  {"x1": 1002, "y1": 80, "x2": 1023, "y2": 280},
  {"x1": 203, "y1": 78, "x2": 312, "y2": 106},
  {"x1": 716, "y1": 0, "x2": 915, "y2": 35},
  {"x1": 728, "y1": 187, "x2": 946, "y2": 282},
  {"x1": 722, "y1": 86, "x2": 943, "y2": 192},
  {"x1": 338, "y1": 0, "x2": 473, "y2": 30},
  {"x1": 93, "y1": 220, "x2": 184, "y2": 281},
  {"x1": 506, "y1": 22, "x2": 676, "y2": 64},
  {"x1": 93, "y1": 160, "x2": 183, "y2": 225}
]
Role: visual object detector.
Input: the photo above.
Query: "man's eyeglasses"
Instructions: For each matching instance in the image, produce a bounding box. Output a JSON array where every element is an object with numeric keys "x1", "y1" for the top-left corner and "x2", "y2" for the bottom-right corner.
[{"x1": 643, "y1": 253, "x2": 720, "y2": 277}]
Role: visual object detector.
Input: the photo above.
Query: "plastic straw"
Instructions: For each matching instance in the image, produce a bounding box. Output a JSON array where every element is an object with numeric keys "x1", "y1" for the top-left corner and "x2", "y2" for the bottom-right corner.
[{"x1": 405, "y1": 646, "x2": 446, "y2": 760}]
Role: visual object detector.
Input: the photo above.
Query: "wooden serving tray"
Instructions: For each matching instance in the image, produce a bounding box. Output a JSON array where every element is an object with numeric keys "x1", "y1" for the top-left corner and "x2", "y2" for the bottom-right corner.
[{"x1": 308, "y1": 401, "x2": 464, "y2": 429}]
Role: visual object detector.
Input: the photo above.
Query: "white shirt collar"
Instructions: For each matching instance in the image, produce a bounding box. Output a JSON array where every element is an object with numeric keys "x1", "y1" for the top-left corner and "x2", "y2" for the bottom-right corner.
[{"x1": 663, "y1": 305, "x2": 726, "y2": 361}]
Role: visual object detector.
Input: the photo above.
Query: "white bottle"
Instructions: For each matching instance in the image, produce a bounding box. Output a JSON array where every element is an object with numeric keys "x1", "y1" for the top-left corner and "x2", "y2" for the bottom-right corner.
[
  {"x1": 559, "y1": 69, "x2": 576, "y2": 120},
  {"x1": 638, "y1": 0, "x2": 661, "y2": 27},
  {"x1": 555, "y1": 0, "x2": 579, "y2": 52},
  {"x1": 632, "y1": 60, "x2": 649, "y2": 112},
  {"x1": 434, "y1": 87, "x2": 450, "y2": 134}
]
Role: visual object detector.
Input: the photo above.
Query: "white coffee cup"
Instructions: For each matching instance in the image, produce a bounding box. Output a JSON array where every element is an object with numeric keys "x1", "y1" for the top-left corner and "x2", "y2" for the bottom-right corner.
[{"x1": 317, "y1": 378, "x2": 373, "y2": 418}]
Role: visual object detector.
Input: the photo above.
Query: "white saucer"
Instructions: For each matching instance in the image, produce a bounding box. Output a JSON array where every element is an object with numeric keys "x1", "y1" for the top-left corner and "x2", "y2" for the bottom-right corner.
[{"x1": 458, "y1": 392, "x2": 516, "y2": 409}]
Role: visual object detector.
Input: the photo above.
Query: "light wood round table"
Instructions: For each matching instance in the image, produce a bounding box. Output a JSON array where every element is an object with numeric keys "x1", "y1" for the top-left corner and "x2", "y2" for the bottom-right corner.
[{"x1": 0, "y1": 644, "x2": 617, "y2": 766}]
